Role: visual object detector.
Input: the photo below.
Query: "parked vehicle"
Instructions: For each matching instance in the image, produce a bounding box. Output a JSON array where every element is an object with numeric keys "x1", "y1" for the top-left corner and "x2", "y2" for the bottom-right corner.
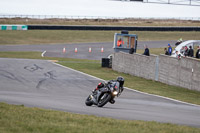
[{"x1": 171, "y1": 40, "x2": 200, "y2": 57}]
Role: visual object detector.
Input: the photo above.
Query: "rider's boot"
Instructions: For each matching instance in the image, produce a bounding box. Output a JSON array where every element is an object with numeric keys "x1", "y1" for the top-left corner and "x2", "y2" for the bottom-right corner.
[{"x1": 109, "y1": 99, "x2": 115, "y2": 104}]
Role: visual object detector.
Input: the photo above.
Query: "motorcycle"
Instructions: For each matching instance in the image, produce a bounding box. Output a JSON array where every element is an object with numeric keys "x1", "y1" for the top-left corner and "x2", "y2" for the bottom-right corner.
[{"x1": 85, "y1": 81, "x2": 121, "y2": 107}]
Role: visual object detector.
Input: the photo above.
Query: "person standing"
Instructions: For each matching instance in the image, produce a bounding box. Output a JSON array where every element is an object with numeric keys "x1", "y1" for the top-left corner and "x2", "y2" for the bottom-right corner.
[
  {"x1": 196, "y1": 46, "x2": 200, "y2": 59},
  {"x1": 143, "y1": 45, "x2": 150, "y2": 56},
  {"x1": 188, "y1": 46, "x2": 194, "y2": 57},
  {"x1": 180, "y1": 46, "x2": 185, "y2": 55},
  {"x1": 175, "y1": 51, "x2": 181, "y2": 59},
  {"x1": 184, "y1": 46, "x2": 189, "y2": 57},
  {"x1": 168, "y1": 44, "x2": 172, "y2": 55},
  {"x1": 129, "y1": 45, "x2": 135, "y2": 54},
  {"x1": 117, "y1": 38, "x2": 124, "y2": 47},
  {"x1": 164, "y1": 48, "x2": 169, "y2": 55}
]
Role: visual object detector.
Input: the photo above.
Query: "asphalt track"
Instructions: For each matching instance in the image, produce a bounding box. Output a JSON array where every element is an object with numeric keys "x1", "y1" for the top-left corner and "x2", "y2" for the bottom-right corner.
[
  {"x1": 0, "y1": 40, "x2": 176, "y2": 60},
  {"x1": 0, "y1": 58, "x2": 200, "y2": 127}
]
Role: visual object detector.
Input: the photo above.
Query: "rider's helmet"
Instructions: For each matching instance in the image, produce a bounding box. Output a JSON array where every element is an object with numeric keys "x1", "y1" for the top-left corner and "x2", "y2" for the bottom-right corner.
[
  {"x1": 117, "y1": 76, "x2": 124, "y2": 88},
  {"x1": 96, "y1": 82, "x2": 104, "y2": 90}
]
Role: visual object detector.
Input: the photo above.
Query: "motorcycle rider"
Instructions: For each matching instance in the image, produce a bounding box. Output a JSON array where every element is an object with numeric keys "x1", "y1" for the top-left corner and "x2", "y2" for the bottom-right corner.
[
  {"x1": 93, "y1": 76, "x2": 125, "y2": 104},
  {"x1": 109, "y1": 76, "x2": 124, "y2": 95}
]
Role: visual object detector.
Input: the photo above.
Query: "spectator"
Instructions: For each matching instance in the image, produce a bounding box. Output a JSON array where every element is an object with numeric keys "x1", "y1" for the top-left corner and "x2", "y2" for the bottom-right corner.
[
  {"x1": 164, "y1": 48, "x2": 169, "y2": 55},
  {"x1": 175, "y1": 51, "x2": 181, "y2": 59},
  {"x1": 188, "y1": 46, "x2": 194, "y2": 57},
  {"x1": 117, "y1": 38, "x2": 124, "y2": 47},
  {"x1": 180, "y1": 46, "x2": 185, "y2": 55},
  {"x1": 196, "y1": 46, "x2": 200, "y2": 59},
  {"x1": 143, "y1": 45, "x2": 150, "y2": 56},
  {"x1": 184, "y1": 46, "x2": 189, "y2": 57},
  {"x1": 168, "y1": 44, "x2": 172, "y2": 55},
  {"x1": 129, "y1": 45, "x2": 135, "y2": 54}
]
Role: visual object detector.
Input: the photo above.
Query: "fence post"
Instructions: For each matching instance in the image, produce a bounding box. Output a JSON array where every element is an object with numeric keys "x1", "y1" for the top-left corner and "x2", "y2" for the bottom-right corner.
[{"x1": 155, "y1": 56, "x2": 159, "y2": 81}]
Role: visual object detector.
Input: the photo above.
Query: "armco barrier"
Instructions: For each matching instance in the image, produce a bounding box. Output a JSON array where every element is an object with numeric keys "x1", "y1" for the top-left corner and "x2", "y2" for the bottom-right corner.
[
  {"x1": 0, "y1": 25, "x2": 28, "y2": 30},
  {"x1": 112, "y1": 52, "x2": 200, "y2": 91},
  {"x1": 27, "y1": 25, "x2": 200, "y2": 31}
]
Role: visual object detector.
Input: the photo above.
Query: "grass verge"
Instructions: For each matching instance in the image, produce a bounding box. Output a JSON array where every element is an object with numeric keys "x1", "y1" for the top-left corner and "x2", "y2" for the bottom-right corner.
[
  {"x1": 1, "y1": 30, "x2": 200, "y2": 45},
  {"x1": 0, "y1": 52, "x2": 200, "y2": 132},
  {"x1": 59, "y1": 60, "x2": 200, "y2": 105},
  {"x1": 0, "y1": 51, "x2": 200, "y2": 105},
  {"x1": 0, "y1": 102, "x2": 200, "y2": 133},
  {"x1": 1, "y1": 18, "x2": 200, "y2": 26}
]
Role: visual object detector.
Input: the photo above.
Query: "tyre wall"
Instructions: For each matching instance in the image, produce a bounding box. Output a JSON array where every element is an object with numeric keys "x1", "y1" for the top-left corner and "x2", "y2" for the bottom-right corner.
[{"x1": 28, "y1": 25, "x2": 200, "y2": 31}]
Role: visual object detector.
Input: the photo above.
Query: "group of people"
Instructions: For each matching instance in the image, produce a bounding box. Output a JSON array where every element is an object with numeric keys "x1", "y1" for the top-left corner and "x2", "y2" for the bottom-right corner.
[
  {"x1": 164, "y1": 43, "x2": 200, "y2": 59},
  {"x1": 180, "y1": 45, "x2": 200, "y2": 58},
  {"x1": 140, "y1": 43, "x2": 200, "y2": 59},
  {"x1": 118, "y1": 37, "x2": 200, "y2": 59},
  {"x1": 180, "y1": 45, "x2": 194, "y2": 57}
]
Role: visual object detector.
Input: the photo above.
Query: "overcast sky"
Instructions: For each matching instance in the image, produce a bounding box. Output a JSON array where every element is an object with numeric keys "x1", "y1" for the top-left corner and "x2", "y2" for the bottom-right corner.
[{"x1": 0, "y1": 0, "x2": 200, "y2": 19}]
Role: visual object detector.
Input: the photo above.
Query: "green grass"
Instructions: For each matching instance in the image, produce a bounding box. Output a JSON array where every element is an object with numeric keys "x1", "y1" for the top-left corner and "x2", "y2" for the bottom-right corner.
[
  {"x1": 0, "y1": 102, "x2": 200, "y2": 133},
  {"x1": 0, "y1": 51, "x2": 43, "y2": 59},
  {"x1": 137, "y1": 46, "x2": 199, "y2": 55},
  {"x1": 1, "y1": 30, "x2": 200, "y2": 45},
  {"x1": 1, "y1": 19, "x2": 200, "y2": 132},
  {"x1": 0, "y1": 52, "x2": 200, "y2": 132},
  {"x1": 0, "y1": 51, "x2": 199, "y2": 105},
  {"x1": 137, "y1": 47, "x2": 166, "y2": 55},
  {"x1": 137, "y1": 47, "x2": 176, "y2": 55},
  {"x1": 59, "y1": 60, "x2": 200, "y2": 105}
]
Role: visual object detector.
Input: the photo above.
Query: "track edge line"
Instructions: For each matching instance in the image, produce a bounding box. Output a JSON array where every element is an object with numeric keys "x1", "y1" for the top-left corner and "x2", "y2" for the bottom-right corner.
[{"x1": 52, "y1": 61, "x2": 200, "y2": 107}]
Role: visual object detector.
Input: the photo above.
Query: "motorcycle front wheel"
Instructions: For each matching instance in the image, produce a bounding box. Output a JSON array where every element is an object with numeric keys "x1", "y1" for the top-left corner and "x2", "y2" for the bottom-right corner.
[
  {"x1": 97, "y1": 93, "x2": 111, "y2": 107},
  {"x1": 85, "y1": 95, "x2": 93, "y2": 106}
]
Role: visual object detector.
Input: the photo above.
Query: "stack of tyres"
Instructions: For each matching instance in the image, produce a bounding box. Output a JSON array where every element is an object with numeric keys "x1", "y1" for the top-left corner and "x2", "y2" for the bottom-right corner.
[{"x1": 101, "y1": 58, "x2": 110, "y2": 68}]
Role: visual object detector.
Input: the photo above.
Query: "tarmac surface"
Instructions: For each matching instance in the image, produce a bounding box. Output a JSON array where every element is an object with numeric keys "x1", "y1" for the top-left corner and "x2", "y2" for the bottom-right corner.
[
  {"x1": 0, "y1": 58, "x2": 200, "y2": 127},
  {"x1": 2, "y1": 40, "x2": 200, "y2": 127},
  {"x1": 0, "y1": 40, "x2": 176, "y2": 60}
]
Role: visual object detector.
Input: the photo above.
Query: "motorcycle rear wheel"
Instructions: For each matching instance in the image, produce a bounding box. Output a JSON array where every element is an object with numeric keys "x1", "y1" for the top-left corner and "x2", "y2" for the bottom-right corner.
[
  {"x1": 85, "y1": 95, "x2": 93, "y2": 106},
  {"x1": 97, "y1": 93, "x2": 111, "y2": 107}
]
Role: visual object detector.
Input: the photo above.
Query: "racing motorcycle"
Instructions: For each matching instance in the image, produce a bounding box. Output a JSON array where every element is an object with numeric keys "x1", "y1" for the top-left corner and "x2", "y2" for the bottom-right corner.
[{"x1": 85, "y1": 77, "x2": 124, "y2": 107}]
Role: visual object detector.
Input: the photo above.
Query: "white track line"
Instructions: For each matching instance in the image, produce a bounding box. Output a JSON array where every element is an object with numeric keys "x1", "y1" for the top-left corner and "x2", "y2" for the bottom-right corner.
[
  {"x1": 52, "y1": 61, "x2": 200, "y2": 107},
  {"x1": 41, "y1": 51, "x2": 46, "y2": 57}
]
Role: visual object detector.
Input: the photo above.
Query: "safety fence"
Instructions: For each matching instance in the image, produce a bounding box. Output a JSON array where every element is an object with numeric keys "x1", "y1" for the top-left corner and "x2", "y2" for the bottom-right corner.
[{"x1": 112, "y1": 52, "x2": 200, "y2": 91}]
